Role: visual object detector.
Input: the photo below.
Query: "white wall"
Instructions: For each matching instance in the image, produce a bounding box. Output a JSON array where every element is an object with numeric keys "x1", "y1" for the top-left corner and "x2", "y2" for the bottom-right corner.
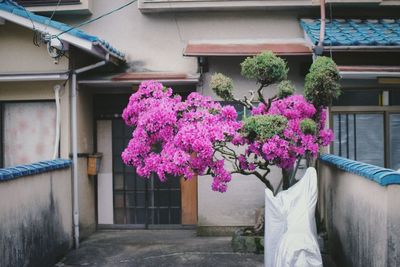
[
  {"x1": 0, "y1": 169, "x2": 72, "y2": 266},
  {"x1": 319, "y1": 161, "x2": 400, "y2": 267},
  {"x1": 62, "y1": 2, "x2": 305, "y2": 73},
  {"x1": 0, "y1": 22, "x2": 69, "y2": 73}
]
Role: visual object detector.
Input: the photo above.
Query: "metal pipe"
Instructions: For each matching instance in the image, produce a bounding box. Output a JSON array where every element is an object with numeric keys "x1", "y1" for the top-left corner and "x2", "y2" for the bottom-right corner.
[
  {"x1": 71, "y1": 72, "x2": 79, "y2": 249},
  {"x1": 318, "y1": 0, "x2": 326, "y2": 47},
  {"x1": 53, "y1": 84, "x2": 61, "y2": 159},
  {"x1": 0, "y1": 72, "x2": 69, "y2": 82},
  {"x1": 324, "y1": 46, "x2": 400, "y2": 51},
  {"x1": 71, "y1": 60, "x2": 107, "y2": 249},
  {"x1": 340, "y1": 71, "x2": 400, "y2": 79}
]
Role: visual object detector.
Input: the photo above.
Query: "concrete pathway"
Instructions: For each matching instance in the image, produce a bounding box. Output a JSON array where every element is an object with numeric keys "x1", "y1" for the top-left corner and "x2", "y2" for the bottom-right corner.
[
  {"x1": 56, "y1": 230, "x2": 335, "y2": 267},
  {"x1": 56, "y1": 230, "x2": 264, "y2": 267}
]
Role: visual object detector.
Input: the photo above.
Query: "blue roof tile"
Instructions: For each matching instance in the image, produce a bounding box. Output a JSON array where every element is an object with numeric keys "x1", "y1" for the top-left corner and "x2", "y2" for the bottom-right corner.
[
  {"x1": 0, "y1": 0, "x2": 125, "y2": 59},
  {"x1": 301, "y1": 19, "x2": 400, "y2": 46},
  {"x1": 319, "y1": 154, "x2": 400, "y2": 186},
  {"x1": 0, "y1": 159, "x2": 72, "y2": 182}
]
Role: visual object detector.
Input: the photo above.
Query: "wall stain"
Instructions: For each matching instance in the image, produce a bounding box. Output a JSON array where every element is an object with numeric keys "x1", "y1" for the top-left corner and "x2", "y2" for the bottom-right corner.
[{"x1": 0, "y1": 174, "x2": 71, "y2": 267}]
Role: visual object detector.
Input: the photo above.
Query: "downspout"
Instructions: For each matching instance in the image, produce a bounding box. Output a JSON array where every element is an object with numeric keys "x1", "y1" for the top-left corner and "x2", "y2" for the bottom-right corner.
[
  {"x1": 53, "y1": 84, "x2": 61, "y2": 159},
  {"x1": 314, "y1": 0, "x2": 326, "y2": 58},
  {"x1": 71, "y1": 60, "x2": 107, "y2": 249}
]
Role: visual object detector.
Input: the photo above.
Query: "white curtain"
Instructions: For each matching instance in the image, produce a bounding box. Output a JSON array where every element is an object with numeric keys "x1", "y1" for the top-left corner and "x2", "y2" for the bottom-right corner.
[
  {"x1": 390, "y1": 114, "x2": 400, "y2": 171},
  {"x1": 4, "y1": 102, "x2": 56, "y2": 167}
]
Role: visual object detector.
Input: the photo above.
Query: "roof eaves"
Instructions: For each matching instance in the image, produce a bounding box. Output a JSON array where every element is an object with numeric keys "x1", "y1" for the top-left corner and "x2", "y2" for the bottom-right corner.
[{"x1": 0, "y1": 1, "x2": 125, "y2": 62}]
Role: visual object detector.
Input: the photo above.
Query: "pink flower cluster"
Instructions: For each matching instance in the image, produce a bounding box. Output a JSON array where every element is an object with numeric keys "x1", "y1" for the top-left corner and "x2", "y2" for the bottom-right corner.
[
  {"x1": 122, "y1": 81, "x2": 334, "y2": 192},
  {"x1": 122, "y1": 81, "x2": 241, "y2": 192},
  {"x1": 247, "y1": 95, "x2": 334, "y2": 169}
]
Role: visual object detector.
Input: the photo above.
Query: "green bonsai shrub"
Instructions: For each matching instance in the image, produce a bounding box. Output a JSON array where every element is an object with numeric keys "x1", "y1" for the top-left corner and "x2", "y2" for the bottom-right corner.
[
  {"x1": 300, "y1": 118, "x2": 317, "y2": 135},
  {"x1": 210, "y1": 73, "x2": 234, "y2": 101},
  {"x1": 243, "y1": 115, "x2": 288, "y2": 142},
  {"x1": 304, "y1": 56, "x2": 341, "y2": 107},
  {"x1": 241, "y1": 51, "x2": 288, "y2": 86},
  {"x1": 277, "y1": 80, "x2": 296, "y2": 99}
]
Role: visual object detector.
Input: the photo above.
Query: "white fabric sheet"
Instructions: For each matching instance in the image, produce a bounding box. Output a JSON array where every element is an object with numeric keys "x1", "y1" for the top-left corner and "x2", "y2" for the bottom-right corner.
[{"x1": 264, "y1": 167, "x2": 322, "y2": 267}]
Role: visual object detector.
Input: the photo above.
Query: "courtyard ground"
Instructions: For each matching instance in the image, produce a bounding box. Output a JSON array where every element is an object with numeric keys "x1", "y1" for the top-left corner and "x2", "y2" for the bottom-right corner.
[{"x1": 56, "y1": 230, "x2": 335, "y2": 267}]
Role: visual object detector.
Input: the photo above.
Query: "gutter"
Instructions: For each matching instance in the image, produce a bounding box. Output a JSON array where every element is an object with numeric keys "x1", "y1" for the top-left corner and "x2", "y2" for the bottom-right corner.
[
  {"x1": 71, "y1": 60, "x2": 107, "y2": 249},
  {"x1": 340, "y1": 71, "x2": 400, "y2": 79},
  {"x1": 0, "y1": 72, "x2": 69, "y2": 82},
  {"x1": 78, "y1": 78, "x2": 200, "y2": 87},
  {"x1": 323, "y1": 46, "x2": 400, "y2": 52}
]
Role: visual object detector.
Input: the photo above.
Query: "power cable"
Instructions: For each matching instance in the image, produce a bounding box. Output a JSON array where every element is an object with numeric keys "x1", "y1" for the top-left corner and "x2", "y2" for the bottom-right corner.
[
  {"x1": 55, "y1": 0, "x2": 137, "y2": 38},
  {"x1": 7, "y1": 0, "x2": 41, "y2": 46},
  {"x1": 44, "y1": 0, "x2": 62, "y2": 32}
]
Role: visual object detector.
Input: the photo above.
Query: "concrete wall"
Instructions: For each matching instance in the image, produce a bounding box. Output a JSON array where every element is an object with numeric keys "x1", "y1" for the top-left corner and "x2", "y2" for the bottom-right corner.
[
  {"x1": 0, "y1": 169, "x2": 72, "y2": 267},
  {"x1": 0, "y1": 22, "x2": 69, "y2": 73},
  {"x1": 318, "y1": 161, "x2": 400, "y2": 267},
  {"x1": 0, "y1": 22, "x2": 97, "y2": 239},
  {"x1": 62, "y1": 2, "x2": 310, "y2": 73},
  {"x1": 76, "y1": 88, "x2": 97, "y2": 237},
  {"x1": 0, "y1": 81, "x2": 71, "y2": 159}
]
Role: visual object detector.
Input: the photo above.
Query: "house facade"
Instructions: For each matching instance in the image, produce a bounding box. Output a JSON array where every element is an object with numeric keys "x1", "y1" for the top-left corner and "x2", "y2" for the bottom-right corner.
[{"x1": 0, "y1": 0, "x2": 399, "y2": 264}]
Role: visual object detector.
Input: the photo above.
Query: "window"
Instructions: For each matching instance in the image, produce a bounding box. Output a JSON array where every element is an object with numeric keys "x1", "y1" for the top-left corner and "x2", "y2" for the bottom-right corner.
[
  {"x1": 2, "y1": 102, "x2": 56, "y2": 168},
  {"x1": 390, "y1": 114, "x2": 400, "y2": 170},
  {"x1": 331, "y1": 89, "x2": 400, "y2": 170}
]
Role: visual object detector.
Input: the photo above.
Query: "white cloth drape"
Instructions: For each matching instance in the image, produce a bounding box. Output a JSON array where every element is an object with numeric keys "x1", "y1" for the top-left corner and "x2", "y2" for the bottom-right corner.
[{"x1": 264, "y1": 167, "x2": 322, "y2": 267}]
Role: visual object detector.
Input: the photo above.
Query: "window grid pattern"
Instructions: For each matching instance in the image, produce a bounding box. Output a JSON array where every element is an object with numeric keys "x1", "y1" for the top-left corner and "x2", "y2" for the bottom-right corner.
[{"x1": 112, "y1": 119, "x2": 181, "y2": 225}]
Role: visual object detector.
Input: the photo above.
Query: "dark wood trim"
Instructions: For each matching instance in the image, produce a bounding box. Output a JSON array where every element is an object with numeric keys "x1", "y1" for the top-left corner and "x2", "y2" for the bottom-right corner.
[
  {"x1": 0, "y1": 103, "x2": 3, "y2": 169},
  {"x1": 16, "y1": 0, "x2": 80, "y2": 6}
]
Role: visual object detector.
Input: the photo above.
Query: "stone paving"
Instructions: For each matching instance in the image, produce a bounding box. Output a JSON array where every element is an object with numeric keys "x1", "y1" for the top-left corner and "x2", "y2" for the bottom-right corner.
[{"x1": 56, "y1": 229, "x2": 335, "y2": 267}]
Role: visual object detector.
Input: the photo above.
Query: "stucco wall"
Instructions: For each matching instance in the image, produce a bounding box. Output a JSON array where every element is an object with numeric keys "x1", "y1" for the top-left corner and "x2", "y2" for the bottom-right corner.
[
  {"x1": 0, "y1": 22, "x2": 68, "y2": 73},
  {"x1": 198, "y1": 168, "x2": 281, "y2": 228},
  {"x1": 318, "y1": 161, "x2": 400, "y2": 267},
  {"x1": 62, "y1": 1, "x2": 307, "y2": 73},
  {"x1": 0, "y1": 79, "x2": 96, "y2": 239},
  {"x1": 0, "y1": 169, "x2": 72, "y2": 267},
  {"x1": 76, "y1": 89, "x2": 97, "y2": 237},
  {"x1": 0, "y1": 81, "x2": 70, "y2": 159}
]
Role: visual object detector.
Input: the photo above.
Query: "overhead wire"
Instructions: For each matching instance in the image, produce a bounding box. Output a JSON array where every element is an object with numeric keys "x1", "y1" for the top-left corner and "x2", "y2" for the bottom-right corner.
[
  {"x1": 55, "y1": 0, "x2": 137, "y2": 38},
  {"x1": 7, "y1": 0, "x2": 41, "y2": 46},
  {"x1": 44, "y1": 0, "x2": 62, "y2": 32}
]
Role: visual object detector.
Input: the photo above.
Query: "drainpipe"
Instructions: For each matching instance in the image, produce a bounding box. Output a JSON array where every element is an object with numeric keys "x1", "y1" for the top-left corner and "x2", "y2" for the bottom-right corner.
[
  {"x1": 71, "y1": 60, "x2": 107, "y2": 249},
  {"x1": 314, "y1": 0, "x2": 326, "y2": 57},
  {"x1": 53, "y1": 85, "x2": 62, "y2": 159}
]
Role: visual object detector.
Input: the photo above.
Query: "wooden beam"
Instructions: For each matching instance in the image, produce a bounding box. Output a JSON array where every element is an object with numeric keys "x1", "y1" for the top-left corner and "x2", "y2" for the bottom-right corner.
[
  {"x1": 378, "y1": 78, "x2": 400, "y2": 84},
  {"x1": 181, "y1": 176, "x2": 198, "y2": 225}
]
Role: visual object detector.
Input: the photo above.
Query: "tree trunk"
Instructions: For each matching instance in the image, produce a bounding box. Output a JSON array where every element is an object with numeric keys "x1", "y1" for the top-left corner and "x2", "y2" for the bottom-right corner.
[{"x1": 282, "y1": 168, "x2": 292, "y2": 190}]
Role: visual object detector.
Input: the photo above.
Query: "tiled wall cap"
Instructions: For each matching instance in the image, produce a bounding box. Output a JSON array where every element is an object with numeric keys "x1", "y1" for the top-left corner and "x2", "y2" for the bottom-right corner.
[
  {"x1": 319, "y1": 154, "x2": 400, "y2": 186},
  {"x1": 0, "y1": 159, "x2": 72, "y2": 182}
]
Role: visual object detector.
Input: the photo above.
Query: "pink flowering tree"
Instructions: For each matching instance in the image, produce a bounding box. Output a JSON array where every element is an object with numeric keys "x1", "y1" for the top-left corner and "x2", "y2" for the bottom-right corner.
[{"x1": 121, "y1": 53, "x2": 340, "y2": 194}]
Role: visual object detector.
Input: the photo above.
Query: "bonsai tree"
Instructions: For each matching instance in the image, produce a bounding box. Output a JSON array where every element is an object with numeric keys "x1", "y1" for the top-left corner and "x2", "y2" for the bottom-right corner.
[{"x1": 121, "y1": 53, "x2": 340, "y2": 195}]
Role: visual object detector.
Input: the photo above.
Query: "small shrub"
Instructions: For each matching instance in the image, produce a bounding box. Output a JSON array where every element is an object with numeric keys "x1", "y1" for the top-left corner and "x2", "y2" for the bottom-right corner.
[
  {"x1": 300, "y1": 118, "x2": 317, "y2": 135},
  {"x1": 210, "y1": 73, "x2": 234, "y2": 101},
  {"x1": 243, "y1": 115, "x2": 288, "y2": 141},
  {"x1": 241, "y1": 51, "x2": 288, "y2": 86},
  {"x1": 277, "y1": 80, "x2": 296, "y2": 99},
  {"x1": 304, "y1": 56, "x2": 341, "y2": 108}
]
